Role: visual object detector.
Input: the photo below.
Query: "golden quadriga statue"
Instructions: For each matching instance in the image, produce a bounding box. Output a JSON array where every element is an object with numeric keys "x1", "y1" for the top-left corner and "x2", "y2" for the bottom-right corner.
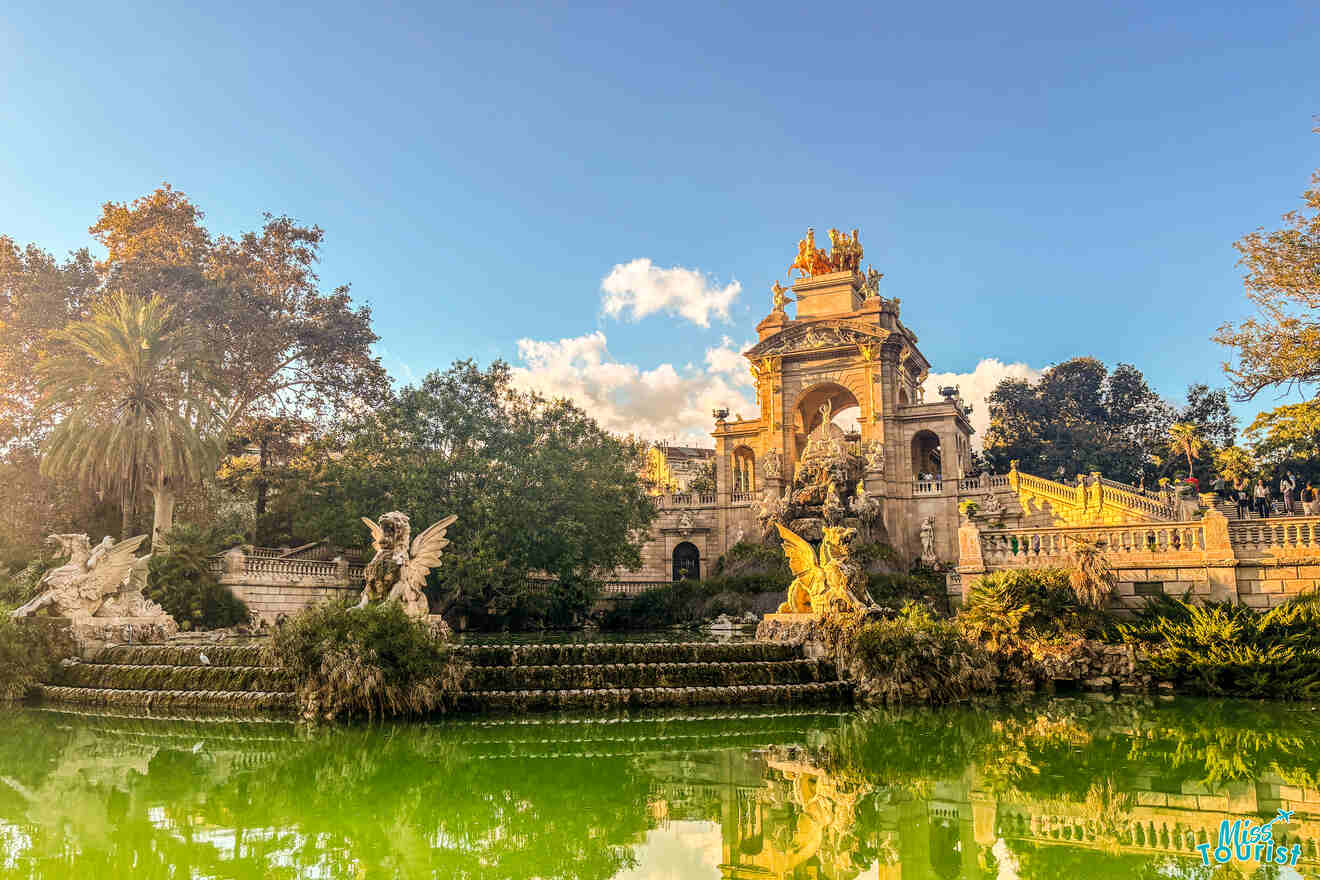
[
  {"x1": 776, "y1": 523, "x2": 875, "y2": 616},
  {"x1": 358, "y1": 511, "x2": 457, "y2": 619}
]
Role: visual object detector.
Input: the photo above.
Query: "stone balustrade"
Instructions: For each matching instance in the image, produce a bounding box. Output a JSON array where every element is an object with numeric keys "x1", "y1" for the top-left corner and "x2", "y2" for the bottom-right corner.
[
  {"x1": 1229, "y1": 516, "x2": 1320, "y2": 553},
  {"x1": 730, "y1": 491, "x2": 755, "y2": 504},
  {"x1": 913, "y1": 479, "x2": 945, "y2": 495},
  {"x1": 654, "y1": 492, "x2": 720, "y2": 508},
  {"x1": 979, "y1": 522, "x2": 1207, "y2": 567}
]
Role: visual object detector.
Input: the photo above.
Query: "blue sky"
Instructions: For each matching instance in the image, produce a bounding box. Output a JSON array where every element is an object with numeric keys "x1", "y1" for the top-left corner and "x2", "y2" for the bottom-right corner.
[{"x1": 2, "y1": 0, "x2": 1317, "y2": 444}]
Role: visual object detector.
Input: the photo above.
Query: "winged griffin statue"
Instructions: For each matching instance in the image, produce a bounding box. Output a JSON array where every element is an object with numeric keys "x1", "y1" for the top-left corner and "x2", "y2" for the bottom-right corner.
[
  {"x1": 357, "y1": 511, "x2": 457, "y2": 618},
  {"x1": 775, "y1": 523, "x2": 875, "y2": 616},
  {"x1": 10, "y1": 534, "x2": 150, "y2": 620}
]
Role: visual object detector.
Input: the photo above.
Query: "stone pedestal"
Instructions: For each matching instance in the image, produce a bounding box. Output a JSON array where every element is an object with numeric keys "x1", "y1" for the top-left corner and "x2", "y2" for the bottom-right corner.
[
  {"x1": 22, "y1": 615, "x2": 179, "y2": 660},
  {"x1": 757, "y1": 612, "x2": 830, "y2": 658}
]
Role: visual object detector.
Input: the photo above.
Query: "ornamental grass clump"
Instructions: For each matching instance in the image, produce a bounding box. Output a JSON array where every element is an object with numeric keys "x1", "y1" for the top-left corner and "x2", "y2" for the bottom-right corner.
[
  {"x1": 266, "y1": 601, "x2": 467, "y2": 721},
  {"x1": 847, "y1": 603, "x2": 996, "y2": 705}
]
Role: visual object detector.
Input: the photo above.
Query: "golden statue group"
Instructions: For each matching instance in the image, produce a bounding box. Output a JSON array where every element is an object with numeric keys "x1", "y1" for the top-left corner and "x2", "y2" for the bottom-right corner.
[{"x1": 776, "y1": 523, "x2": 875, "y2": 616}]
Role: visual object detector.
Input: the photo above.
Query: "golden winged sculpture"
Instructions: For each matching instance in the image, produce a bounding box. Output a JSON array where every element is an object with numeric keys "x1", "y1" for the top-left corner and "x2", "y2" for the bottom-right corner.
[
  {"x1": 776, "y1": 523, "x2": 874, "y2": 616},
  {"x1": 11, "y1": 534, "x2": 150, "y2": 620},
  {"x1": 357, "y1": 511, "x2": 457, "y2": 618}
]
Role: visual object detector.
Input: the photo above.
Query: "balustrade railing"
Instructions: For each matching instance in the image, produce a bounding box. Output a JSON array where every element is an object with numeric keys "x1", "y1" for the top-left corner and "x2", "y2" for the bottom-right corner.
[
  {"x1": 730, "y1": 491, "x2": 755, "y2": 504},
  {"x1": 208, "y1": 554, "x2": 366, "y2": 582},
  {"x1": 1228, "y1": 516, "x2": 1320, "y2": 551},
  {"x1": 913, "y1": 480, "x2": 944, "y2": 495},
  {"x1": 979, "y1": 522, "x2": 1206, "y2": 566},
  {"x1": 600, "y1": 580, "x2": 673, "y2": 596}
]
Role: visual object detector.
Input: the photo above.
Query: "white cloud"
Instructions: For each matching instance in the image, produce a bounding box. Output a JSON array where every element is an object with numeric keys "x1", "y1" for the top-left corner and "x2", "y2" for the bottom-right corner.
[
  {"x1": 510, "y1": 331, "x2": 755, "y2": 445},
  {"x1": 703, "y1": 336, "x2": 757, "y2": 386},
  {"x1": 601, "y1": 259, "x2": 741, "y2": 327},
  {"x1": 923, "y1": 358, "x2": 1042, "y2": 446}
]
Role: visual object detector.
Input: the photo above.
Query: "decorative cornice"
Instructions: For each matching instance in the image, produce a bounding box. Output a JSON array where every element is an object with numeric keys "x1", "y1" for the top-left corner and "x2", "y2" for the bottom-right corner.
[{"x1": 745, "y1": 320, "x2": 889, "y2": 359}]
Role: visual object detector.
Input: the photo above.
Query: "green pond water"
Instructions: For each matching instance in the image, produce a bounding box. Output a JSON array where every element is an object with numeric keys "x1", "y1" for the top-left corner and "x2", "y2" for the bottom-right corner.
[{"x1": 1, "y1": 697, "x2": 1318, "y2": 879}]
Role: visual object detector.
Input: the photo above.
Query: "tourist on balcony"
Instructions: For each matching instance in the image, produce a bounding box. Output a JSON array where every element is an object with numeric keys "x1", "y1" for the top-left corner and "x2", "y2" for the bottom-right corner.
[
  {"x1": 1281, "y1": 472, "x2": 1298, "y2": 515},
  {"x1": 1302, "y1": 482, "x2": 1318, "y2": 516},
  {"x1": 1234, "y1": 477, "x2": 1251, "y2": 519},
  {"x1": 1254, "y1": 478, "x2": 1271, "y2": 518}
]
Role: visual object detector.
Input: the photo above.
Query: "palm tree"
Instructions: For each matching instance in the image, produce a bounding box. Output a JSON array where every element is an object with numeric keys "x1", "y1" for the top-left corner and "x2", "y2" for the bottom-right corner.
[
  {"x1": 37, "y1": 292, "x2": 226, "y2": 545},
  {"x1": 1068, "y1": 536, "x2": 1114, "y2": 610},
  {"x1": 1167, "y1": 422, "x2": 1205, "y2": 480}
]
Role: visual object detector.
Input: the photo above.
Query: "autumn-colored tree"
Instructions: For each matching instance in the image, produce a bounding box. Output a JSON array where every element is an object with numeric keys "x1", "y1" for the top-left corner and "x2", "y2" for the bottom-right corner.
[
  {"x1": 1213, "y1": 446, "x2": 1256, "y2": 484},
  {"x1": 37, "y1": 293, "x2": 226, "y2": 543},
  {"x1": 1215, "y1": 147, "x2": 1320, "y2": 399},
  {"x1": 0, "y1": 185, "x2": 389, "y2": 543},
  {"x1": 1167, "y1": 423, "x2": 1204, "y2": 480}
]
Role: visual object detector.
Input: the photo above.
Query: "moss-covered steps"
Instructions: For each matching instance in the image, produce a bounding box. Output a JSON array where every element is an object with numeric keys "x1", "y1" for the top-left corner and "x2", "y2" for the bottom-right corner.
[
  {"x1": 450, "y1": 641, "x2": 851, "y2": 712},
  {"x1": 33, "y1": 640, "x2": 850, "y2": 715},
  {"x1": 34, "y1": 644, "x2": 295, "y2": 714}
]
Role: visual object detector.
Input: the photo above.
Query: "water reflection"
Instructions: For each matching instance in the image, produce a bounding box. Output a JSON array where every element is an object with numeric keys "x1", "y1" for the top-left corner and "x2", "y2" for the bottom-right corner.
[{"x1": 1, "y1": 698, "x2": 1319, "y2": 878}]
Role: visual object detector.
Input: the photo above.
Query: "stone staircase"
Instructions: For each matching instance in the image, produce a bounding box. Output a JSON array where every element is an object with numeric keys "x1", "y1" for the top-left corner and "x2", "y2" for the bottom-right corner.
[
  {"x1": 36, "y1": 644, "x2": 296, "y2": 714},
  {"x1": 34, "y1": 640, "x2": 850, "y2": 715},
  {"x1": 453, "y1": 642, "x2": 850, "y2": 712}
]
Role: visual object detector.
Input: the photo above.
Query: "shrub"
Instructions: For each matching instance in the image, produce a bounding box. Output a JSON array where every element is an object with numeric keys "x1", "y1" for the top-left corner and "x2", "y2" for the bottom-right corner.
[
  {"x1": 598, "y1": 578, "x2": 779, "y2": 629},
  {"x1": 1118, "y1": 593, "x2": 1320, "y2": 699},
  {"x1": 0, "y1": 609, "x2": 65, "y2": 701},
  {"x1": 0, "y1": 556, "x2": 53, "y2": 607},
  {"x1": 868, "y1": 570, "x2": 948, "y2": 615},
  {"x1": 847, "y1": 603, "x2": 996, "y2": 705},
  {"x1": 266, "y1": 600, "x2": 466, "y2": 720},
  {"x1": 146, "y1": 522, "x2": 249, "y2": 630},
  {"x1": 712, "y1": 540, "x2": 791, "y2": 578},
  {"x1": 959, "y1": 568, "x2": 1110, "y2": 646}
]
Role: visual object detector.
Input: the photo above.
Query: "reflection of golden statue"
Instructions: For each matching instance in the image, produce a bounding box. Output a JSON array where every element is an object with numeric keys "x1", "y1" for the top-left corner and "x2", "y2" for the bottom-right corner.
[
  {"x1": 776, "y1": 523, "x2": 875, "y2": 614},
  {"x1": 788, "y1": 228, "x2": 832, "y2": 280}
]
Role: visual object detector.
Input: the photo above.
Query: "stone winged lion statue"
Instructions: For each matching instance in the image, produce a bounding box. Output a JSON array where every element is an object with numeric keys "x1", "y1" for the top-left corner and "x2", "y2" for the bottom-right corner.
[
  {"x1": 11, "y1": 533, "x2": 149, "y2": 620},
  {"x1": 775, "y1": 523, "x2": 875, "y2": 616},
  {"x1": 357, "y1": 511, "x2": 457, "y2": 618}
]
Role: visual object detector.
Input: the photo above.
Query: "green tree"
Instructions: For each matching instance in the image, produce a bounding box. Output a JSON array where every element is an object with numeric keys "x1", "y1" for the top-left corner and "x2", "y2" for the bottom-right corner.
[
  {"x1": 1214, "y1": 151, "x2": 1320, "y2": 400},
  {"x1": 281, "y1": 360, "x2": 657, "y2": 628},
  {"x1": 983, "y1": 358, "x2": 1172, "y2": 483},
  {"x1": 1167, "y1": 422, "x2": 1204, "y2": 480},
  {"x1": 0, "y1": 185, "x2": 389, "y2": 539},
  {"x1": 1243, "y1": 399, "x2": 1320, "y2": 487},
  {"x1": 1214, "y1": 445, "x2": 1256, "y2": 484},
  {"x1": 36, "y1": 293, "x2": 226, "y2": 543}
]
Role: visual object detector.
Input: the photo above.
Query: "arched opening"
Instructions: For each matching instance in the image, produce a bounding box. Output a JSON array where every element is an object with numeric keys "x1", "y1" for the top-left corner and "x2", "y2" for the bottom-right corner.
[
  {"x1": 793, "y1": 382, "x2": 861, "y2": 464},
  {"x1": 672, "y1": 542, "x2": 700, "y2": 581},
  {"x1": 912, "y1": 430, "x2": 942, "y2": 480},
  {"x1": 732, "y1": 446, "x2": 756, "y2": 493}
]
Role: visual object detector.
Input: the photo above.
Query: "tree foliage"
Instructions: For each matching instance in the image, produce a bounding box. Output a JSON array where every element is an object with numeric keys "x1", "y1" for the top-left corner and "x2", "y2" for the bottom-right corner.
[
  {"x1": 0, "y1": 185, "x2": 387, "y2": 553},
  {"x1": 1215, "y1": 158, "x2": 1320, "y2": 400},
  {"x1": 36, "y1": 293, "x2": 227, "y2": 541},
  {"x1": 982, "y1": 358, "x2": 1236, "y2": 485},
  {"x1": 276, "y1": 360, "x2": 657, "y2": 629}
]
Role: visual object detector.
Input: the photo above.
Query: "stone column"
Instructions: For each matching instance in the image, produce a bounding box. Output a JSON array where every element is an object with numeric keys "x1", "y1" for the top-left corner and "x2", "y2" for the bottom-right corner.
[{"x1": 1201, "y1": 508, "x2": 1239, "y2": 604}]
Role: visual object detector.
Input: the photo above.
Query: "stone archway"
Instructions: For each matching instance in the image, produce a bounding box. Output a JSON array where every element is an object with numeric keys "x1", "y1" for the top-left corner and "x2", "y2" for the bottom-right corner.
[
  {"x1": 912, "y1": 430, "x2": 941, "y2": 480},
  {"x1": 672, "y1": 542, "x2": 701, "y2": 581}
]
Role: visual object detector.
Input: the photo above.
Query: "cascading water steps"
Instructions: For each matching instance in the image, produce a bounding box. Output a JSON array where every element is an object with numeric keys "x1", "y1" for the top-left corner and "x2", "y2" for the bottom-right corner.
[{"x1": 34, "y1": 639, "x2": 852, "y2": 714}]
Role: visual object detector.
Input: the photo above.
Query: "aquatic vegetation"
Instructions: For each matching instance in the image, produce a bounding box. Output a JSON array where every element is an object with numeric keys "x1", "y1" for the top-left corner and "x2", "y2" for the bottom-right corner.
[
  {"x1": 846, "y1": 603, "x2": 997, "y2": 705},
  {"x1": 266, "y1": 600, "x2": 466, "y2": 720}
]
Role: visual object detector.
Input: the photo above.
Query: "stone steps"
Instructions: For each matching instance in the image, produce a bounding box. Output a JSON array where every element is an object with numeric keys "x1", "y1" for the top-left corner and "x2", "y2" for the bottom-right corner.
[
  {"x1": 453, "y1": 642, "x2": 800, "y2": 667},
  {"x1": 464, "y1": 659, "x2": 830, "y2": 691},
  {"x1": 34, "y1": 685, "x2": 295, "y2": 712},
  {"x1": 456, "y1": 681, "x2": 850, "y2": 713},
  {"x1": 37, "y1": 639, "x2": 849, "y2": 716},
  {"x1": 94, "y1": 644, "x2": 266, "y2": 667},
  {"x1": 60, "y1": 662, "x2": 292, "y2": 693}
]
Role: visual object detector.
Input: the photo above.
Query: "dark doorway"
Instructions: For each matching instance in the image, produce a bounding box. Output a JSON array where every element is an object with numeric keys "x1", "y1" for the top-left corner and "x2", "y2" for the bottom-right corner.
[{"x1": 672, "y1": 542, "x2": 700, "y2": 581}]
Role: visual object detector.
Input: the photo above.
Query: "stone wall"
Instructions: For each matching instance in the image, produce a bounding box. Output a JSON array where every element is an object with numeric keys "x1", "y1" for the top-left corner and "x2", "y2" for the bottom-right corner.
[{"x1": 956, "y1": 509, "x2": 1320, "y2": 608}]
